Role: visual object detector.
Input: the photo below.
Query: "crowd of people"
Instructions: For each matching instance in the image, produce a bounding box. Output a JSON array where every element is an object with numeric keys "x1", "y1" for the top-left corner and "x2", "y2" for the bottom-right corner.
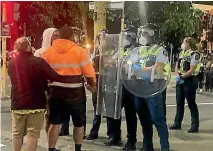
[
  {"x1": 197, "y1": 52, "x2": 213, "y2": 92},
  {"x1": 7, "y1": 24, "x2": 212, "y2": 151}
]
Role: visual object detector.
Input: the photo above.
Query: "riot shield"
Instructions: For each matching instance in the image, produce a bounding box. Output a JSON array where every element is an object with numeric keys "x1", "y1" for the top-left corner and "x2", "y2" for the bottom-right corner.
[
  {"x1": 96, "y1": 32, "x2": 123, "y2": 119},
  {"x1": 121, "y1": 46, "x2": 171, "y2": 98}
]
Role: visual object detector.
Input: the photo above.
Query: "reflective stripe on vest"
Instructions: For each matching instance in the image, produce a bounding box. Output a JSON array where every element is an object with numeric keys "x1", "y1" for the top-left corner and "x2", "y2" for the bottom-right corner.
[
  {"x1": 139, "y1": 45, "x2": 170, "y2": 80},
  {"x1": 180, "y1": 50, "x2": 201, "y2": 75},
  {"x1": 179, "y1": 50, "x2": 185, "y2": 59},
  {"x1": 49, "y1": 82, "x2": 83, "y2": 88},
  {"x1": 139, "y1": 45, "x2": 162, "y2": 67},
  {"x1": 119, "y1": 48, "x2": 131, "y2": 59},
  {"x1": 177, "y1": 50, "x2": 185, "y2": 72},
  {"x1": 50, "y1": 60, "x2": 90, "y2": 69}
]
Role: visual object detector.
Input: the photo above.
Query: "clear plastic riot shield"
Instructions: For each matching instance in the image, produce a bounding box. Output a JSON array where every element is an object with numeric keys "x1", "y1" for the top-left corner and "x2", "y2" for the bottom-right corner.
[
  {"x1": 96, "y1": 32, "x2": 123, "y2": 119},
  {"x1": 121, "y1": 46, "x2": 171, "y2": 98}
]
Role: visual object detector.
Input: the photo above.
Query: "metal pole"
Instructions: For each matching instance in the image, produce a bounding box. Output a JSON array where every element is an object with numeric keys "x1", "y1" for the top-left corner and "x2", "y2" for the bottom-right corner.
[
  {"x1": 0, "y1": 0, "x2": 2, "y2": 99},
  {"x1": 170, "y1": 43, "x2": 173, "y2": 66},
  {"x1": 94, "y1": 1, "x2": 107, "y2": 41},
  {"x1": 1, "y1": 2, "x2": 7, "y2": 99}
]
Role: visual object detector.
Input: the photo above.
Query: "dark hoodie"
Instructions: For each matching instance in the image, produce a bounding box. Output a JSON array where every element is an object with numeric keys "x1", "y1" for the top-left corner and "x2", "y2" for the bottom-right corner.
[{"x1": 8, "y1": 51, "x2": 73, "y2": 110}]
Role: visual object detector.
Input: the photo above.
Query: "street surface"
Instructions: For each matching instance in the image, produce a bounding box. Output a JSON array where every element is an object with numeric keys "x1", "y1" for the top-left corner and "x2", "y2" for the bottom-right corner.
[{"x1": 1, "y1": 74, "x2": 213, "y2": 151}]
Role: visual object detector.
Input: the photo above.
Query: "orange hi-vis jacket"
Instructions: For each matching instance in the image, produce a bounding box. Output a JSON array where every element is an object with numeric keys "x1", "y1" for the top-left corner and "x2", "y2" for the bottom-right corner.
[{"x1": 42, "y1": 39, "x2": 96, "y2": 89}]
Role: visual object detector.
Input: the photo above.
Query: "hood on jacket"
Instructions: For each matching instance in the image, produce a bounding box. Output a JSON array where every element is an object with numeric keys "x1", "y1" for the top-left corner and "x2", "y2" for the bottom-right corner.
[
  {"x1": 34, "y1": 28, "x2": 58, "y2": 57},
  {"x1": 52, "y1": 39, "x2": 77, "y2": 53}
]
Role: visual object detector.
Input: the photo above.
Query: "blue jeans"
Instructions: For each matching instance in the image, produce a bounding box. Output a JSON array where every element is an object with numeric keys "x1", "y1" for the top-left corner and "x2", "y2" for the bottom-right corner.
[{"x1": 135, "y1": 94, "x2": 170, "y2": 150}]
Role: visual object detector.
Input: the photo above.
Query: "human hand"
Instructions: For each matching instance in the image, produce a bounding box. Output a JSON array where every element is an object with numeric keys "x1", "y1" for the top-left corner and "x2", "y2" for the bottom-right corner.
[
  {"x1": 176, "y1": 75, "x2": 180, "y2": 82},
  {"x1": 45, "y1": 106, "x2": 50, "y2": 119},
  {"x1": 86, "y1": 85, "x2": 97, "y2": 92}
]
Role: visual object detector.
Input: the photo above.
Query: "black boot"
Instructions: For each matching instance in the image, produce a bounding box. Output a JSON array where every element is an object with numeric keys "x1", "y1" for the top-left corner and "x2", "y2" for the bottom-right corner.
[
  {"x1": 188, "y1": 127, "x2": 199, "y2": 133},
  {"x1": 140, "y1": 146, "x2": 154, "y2": 151},
  {"x1": 48, "y1": 148, "x2": 61, "y2": 151},
  {"x1": 86, "y1": 134, "x2": 98, "y2": 140},
  {"x1": 169, "y1": 124, "x2": 181, "y2": 130},
  {"x1": 123, "y1": 141, "x2": 136, "y2": 150},
  {"x1": 104, "y1": 137, "x2": 122, "y2": 146}
]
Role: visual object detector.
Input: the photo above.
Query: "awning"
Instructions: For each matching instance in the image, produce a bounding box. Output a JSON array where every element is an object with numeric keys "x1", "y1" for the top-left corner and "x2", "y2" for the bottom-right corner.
[{"x1": 192, "y1": 3, "x2": 213, "y2": 14}]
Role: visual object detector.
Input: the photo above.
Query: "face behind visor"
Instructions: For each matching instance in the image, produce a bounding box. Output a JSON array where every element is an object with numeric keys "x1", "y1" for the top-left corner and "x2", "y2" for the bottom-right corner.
[
  {"x1": 137, "y1": 25, "x2": 155, "y2": 46},
  {"x1": 139, "y1": 36, "x2": 148, "y2": 46},
  {"x1": 122, "y1": 31, "x2": 137, "y2": 48}
]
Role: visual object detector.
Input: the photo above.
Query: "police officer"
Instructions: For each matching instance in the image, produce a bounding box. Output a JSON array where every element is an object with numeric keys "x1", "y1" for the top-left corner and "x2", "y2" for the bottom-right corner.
[
  {"x1": 86, "y1": 35, "x2": 102, "y2": 140},
  {"x1": 126, "y1": 24, "x2": 170, "y2": 151},
  {"x1": 197, "y1": 53, "x2": 205, "y2": 92},
  {"x1": 104, "y1": 26, "x2": 138, "y2": 150},
  {"x1": 170, "y1": 37, "x2": 200, "y2": 133}
]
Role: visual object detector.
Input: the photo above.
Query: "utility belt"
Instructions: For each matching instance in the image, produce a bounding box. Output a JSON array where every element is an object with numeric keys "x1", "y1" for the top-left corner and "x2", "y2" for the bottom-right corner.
[{"x1": 182, "y1": 75, "x2": 197, "y2": 84}]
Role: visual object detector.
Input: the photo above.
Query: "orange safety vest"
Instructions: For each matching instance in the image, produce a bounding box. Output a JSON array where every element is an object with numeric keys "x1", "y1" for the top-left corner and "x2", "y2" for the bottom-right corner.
[{"x1": 42, "y1": 39, "x2": 96, "y2": 88}]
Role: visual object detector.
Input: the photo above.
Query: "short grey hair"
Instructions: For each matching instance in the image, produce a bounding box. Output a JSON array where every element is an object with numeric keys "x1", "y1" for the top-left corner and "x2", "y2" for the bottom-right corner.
[{"x1": 14, "y1": 37, "x2": 31, "y2": 52}]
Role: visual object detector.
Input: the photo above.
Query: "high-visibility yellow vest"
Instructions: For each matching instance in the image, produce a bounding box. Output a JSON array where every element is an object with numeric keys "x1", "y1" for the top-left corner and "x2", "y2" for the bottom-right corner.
[
  {"x1": 180, "y1": 49, "x2": 201, "y2": 76},
  {"x1": 177, "y1": 50, "x2": 186, "y2": 72},
  {"x1": 119, "y1": 48, "x2": 131, "y2": 59},
  {"x1": 139, "y1": 45, "x2": 170, "y2": 80}
]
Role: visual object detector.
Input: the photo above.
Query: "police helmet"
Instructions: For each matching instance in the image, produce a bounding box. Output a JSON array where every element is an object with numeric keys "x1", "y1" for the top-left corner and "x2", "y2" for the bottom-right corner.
[
  {"x1": 137, "y1": 23, "x2": 155, "y2": 37},
  {"x1": 123, "y1": 25, "x2": 137, "y2": 47},
  {"x1": 137, "y1": 23, "x2": 157, "y2": 45}
]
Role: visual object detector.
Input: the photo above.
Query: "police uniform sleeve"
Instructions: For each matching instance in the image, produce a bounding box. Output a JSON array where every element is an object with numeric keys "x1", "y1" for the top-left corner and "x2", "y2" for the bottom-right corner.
[
  {"x1": 190, "y1": 52, "x2": 200, "y2": 66},
  {"x1": 156, "y1": 48, "x2": 169, "y2": 63}
]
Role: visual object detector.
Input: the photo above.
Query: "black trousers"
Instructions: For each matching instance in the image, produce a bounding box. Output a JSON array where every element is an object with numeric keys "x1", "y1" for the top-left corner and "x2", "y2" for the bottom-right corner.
[
  {"x1": 162, "y1": 88, "x2": 167, "y2": 117},
  {"x1": 106, "y1": 86, "x2": 137, "y2": 143},
  {"x1": 174, "y1": 77, "x2": 199, "y2": 128},
  {"x1": 205, "y1": 69, "x2": 213, "y2": 90},
  {"x1": 88, "y1": 91, "x2": 102, "y2": 137},
  {"x1": 88, "y1": 74, "x2": 102, "y2": 136},
  {"x1": 197, "y1": 72, "x2": 204, "y2": 89}
]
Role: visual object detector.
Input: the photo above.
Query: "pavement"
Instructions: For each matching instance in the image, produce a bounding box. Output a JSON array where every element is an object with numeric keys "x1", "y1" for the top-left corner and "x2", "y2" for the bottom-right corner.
[{"x1": 1, "y1": 74, "x2": 213, "y2": 151}]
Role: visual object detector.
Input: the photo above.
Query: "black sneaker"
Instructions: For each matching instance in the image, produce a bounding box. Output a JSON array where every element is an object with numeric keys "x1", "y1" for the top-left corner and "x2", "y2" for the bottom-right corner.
[
  {"x1": 169, "y1": 124, "x2": 181, "y2": 130},
  {"x1": 122, "y1": 141, "x2": 136, "y2": 150},
  {"x1": 188, "y1": 127, "x2": 199, "y2": 133},
  {"x1": 86, "y1": 134, "x2": 98, "y2": 140}
]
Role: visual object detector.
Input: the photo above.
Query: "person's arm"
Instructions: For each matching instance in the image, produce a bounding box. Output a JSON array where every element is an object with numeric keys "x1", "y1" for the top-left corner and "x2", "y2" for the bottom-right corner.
[
  {"x1": 181, "y1": 52, "x2": 200, "y2": 78},
  {"x1": 175, "y1": 62, "x2": 179, "y2": 74},
  {"x1": 79, "y1": 48, "x2": 97, "y2": 91},
  {"x1": 39, "y1": 58, "x2": 71, "y2": 83}
]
